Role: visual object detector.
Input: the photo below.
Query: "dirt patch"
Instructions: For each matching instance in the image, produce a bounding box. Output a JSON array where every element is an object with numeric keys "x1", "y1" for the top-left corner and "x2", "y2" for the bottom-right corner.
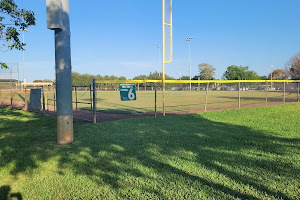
[{"x1": 1, "y1": 98, "x2": 298, "y2": 123}]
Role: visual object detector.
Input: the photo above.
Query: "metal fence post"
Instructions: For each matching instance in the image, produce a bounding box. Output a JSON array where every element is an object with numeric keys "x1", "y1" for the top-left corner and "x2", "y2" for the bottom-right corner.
[
  {"x1": 75, "y1": 86, "x2": 78, "y2": 119},
  {"x1": 42, "y1": 86, "x2": 45, "y2": 113},
  {"x1": 10, "y1": 84, "x2": 13, "y2": 107},
  {"x1": 297, "y1": 82, "x2": 300, "y2": 102},
  {"x1": 204, "y1": 82, "x2": 209, "y2": 112},
  {"x1": 297, "y1": 82, "x2": 299, "y2": 103},
  {"x1": 155, "y1": 83, "x2": 157, "y2": 117},
  {"x1": 24, "y1": 87, "x2": 28, "y2": 110},
  {"x1": 46, "y1": 86, "x2": 49, "y2": 112},
  {"x1": 93, "y1": 79, "x2": 97, "y2": 124},
  {"x1": 90, "y1": 84, "x2": 93, "y2": 118},
  {"x1": 283, "y1": 82, "x2": 286, "y2": 104},
  {"x1": 53, "y1": 87, "x2": 56, "y2": 113},
  {"x1": 265, "y1": 81, "x2": 268, "y2": 107},
  {"x1": 238, "y1": 82, "x2": 241, "y2": 109},
  {"x1": 198, "y1": 77, "x2": 200, "y2": 91}
]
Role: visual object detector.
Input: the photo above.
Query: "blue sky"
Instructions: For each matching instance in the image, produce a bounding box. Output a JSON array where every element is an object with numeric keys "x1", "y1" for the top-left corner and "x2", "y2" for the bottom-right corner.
[{"x1": 2, "y1": 0, "x2": 300, "y2": 82}]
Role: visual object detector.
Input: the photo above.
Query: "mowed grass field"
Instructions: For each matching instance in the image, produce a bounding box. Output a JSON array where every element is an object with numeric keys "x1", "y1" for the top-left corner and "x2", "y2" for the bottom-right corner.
[
  {"x1": 0, "y1": 104, "x2": 300, "y2": 199},
  {"x1": 94, "y1": 90, "x2": 297, "y2": 113},
  {"x1": 1, "y1": 89, "x2": 298, "y2": 113}
]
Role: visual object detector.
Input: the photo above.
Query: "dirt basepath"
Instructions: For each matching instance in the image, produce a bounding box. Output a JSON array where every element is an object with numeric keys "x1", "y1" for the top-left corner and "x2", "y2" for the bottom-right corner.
[{"x1": 1, "y1": 98, "x2": 298, "y2": 123}]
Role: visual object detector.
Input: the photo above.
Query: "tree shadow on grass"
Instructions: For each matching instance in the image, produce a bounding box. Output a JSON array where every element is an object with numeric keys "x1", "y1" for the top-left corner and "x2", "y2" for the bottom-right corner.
[
  {"x1": 58, "y1": 115, "x2": 300, "y2": 199},
  {"x1": 0, "y1": 106, "x2": 299, "y2": 199},
  {"x1": 0, "y1": 186, "x2": 22, "y2": 200}
]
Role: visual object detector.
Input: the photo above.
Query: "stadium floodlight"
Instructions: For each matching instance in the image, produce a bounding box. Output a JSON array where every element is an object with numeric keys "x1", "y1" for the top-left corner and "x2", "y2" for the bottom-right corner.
[
  {"x1": 18, "y1": 29, "x2": 28, "y2": 83},
  {"x1": 186, "y1": 37, "x2": 194, "y2": 91}
]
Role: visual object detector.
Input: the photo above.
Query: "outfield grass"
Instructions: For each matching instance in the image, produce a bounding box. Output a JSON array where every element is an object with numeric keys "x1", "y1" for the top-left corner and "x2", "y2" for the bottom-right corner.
[
  {"x1": 93, "y1": 90, "x2": 297, "y2": 114},
  {"x1": 2, "y1": 89, "x2": 297, "y2": 114},
  {"x1": 0, "y1": 104, "x2": 299, "y2": 199}
]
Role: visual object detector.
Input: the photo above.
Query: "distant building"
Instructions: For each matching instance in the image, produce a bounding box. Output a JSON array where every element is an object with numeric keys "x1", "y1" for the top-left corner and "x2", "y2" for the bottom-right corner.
[
  {"x1": 0, "y1": 79, "x2": 19, "y2": 87},
  {"x1": 21, "y1": 82, "x2": 53, "y2": 87}
]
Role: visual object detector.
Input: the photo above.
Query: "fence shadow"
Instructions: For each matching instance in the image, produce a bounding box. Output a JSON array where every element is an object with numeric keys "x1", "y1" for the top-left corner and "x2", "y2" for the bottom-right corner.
[{"x1": 15, "y1": 93, "x2": 25, "y2": 102}]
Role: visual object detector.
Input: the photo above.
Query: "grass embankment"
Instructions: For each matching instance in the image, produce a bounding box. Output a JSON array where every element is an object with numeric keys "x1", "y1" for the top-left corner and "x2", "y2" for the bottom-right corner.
[{"x1": 0, "y1": 104, "x2": 300, "y2": 199}]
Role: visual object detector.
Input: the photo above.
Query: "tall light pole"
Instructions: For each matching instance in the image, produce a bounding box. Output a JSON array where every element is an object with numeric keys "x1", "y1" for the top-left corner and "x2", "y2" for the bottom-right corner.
[
  {"x1": 19, "y1": 29, "x2": 28, "y2": 83},
  {"x1": 186, "y1": 37, "x2": 194, "y2": 91},
  {"x1": 271, "y1": 65, "x2": 273, "y2": 91}
]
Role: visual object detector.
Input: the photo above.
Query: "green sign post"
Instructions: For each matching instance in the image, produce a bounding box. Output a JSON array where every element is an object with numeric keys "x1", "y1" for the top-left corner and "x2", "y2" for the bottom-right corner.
[{"x1": 120, "y1": 83, "x2": 136, "y2": 101}]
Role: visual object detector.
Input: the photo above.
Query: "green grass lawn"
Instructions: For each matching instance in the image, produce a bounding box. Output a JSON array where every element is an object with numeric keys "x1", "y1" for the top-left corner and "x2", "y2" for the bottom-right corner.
[
  {"x1": 0, "y1": 104, "x2": 300, "y2": 199},
  {"x1": 93, "y1": 90, "x2": 296, "y2": 114}
]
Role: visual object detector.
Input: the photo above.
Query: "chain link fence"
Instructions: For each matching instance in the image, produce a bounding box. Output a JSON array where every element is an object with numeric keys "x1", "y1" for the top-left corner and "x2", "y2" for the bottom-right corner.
[
  {"x1": 1, "y1": 80, "x2": 299, "y2": 123},
  {"x1": 0, "y1": 84, "x2": 94, "y2": 122},
  {"x1": 94, "y1": 80, "x2": 300, "y2": 118}
]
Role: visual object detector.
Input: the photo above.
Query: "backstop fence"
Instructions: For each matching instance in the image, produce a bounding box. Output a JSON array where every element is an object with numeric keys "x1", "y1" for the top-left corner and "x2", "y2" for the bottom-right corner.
[{"x1": 1, "y1": 80, "x2": 299, "y2": 123}]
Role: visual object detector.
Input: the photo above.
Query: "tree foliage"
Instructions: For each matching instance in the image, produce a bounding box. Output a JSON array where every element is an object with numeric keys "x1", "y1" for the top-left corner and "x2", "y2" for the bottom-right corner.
[
  {"x1": 260, "y1": 75, "x2": 268, "y2": 80},
  {"x1": 0, "y1": 0, "x2": 36, "y2": 68},
  {"x1": 222, "y1": 65, "x2": 260, "y2": 80},
  {"x1": 198, "y1": 63, "x2": 215, "y2": 80},
  {"x1": 133, "y1": 71, "x2": 176, "y2": 87},
  {"x1": 269, "y1": 69, "x2": 288, "y2": 80},
  {"x1": 180, "y1": 76, "x2": 190, "y2": 80},
  {"x1": 133, "y1": 71, "x2": 175, "y2": 81},
  {"x1": 33, "y1": 79, "x2": 53, "y2": 83},
  {"x1": 287, "y1": 52, "x2": 300, "y2": 80},
  {"x1": 72, "y1": 72, "x2": 127, "y2": 86}
]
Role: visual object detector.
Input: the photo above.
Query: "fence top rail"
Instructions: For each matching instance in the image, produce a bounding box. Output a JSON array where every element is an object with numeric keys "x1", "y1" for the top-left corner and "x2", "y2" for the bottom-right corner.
[
  {"x1": 95, "y1": 80, "x2": 300, "y2": 84},
  {"x1": 72, "y1": 85, "x2": 90, "y2": 87},
  {"x1": 95, "y1": 80, "x2": 162, "y2": 84}
]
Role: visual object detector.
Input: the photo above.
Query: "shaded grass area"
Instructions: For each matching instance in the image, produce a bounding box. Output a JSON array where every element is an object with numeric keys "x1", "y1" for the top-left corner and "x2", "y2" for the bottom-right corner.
[{"x1": 0, "y1": 104, "x2": 300, "y2": 199}]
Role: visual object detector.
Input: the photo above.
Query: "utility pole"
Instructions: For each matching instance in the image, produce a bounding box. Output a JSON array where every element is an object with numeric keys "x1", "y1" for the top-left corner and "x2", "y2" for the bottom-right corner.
[
  {"x1": 19, "y1": 29, "x2": 28, "y2": 83},
  {"x1": 186, "y1": 37, "x2": 194, "y2": 91},
  {"x1": 47, "y1": 0, "x2": 73, "y2": 144}
]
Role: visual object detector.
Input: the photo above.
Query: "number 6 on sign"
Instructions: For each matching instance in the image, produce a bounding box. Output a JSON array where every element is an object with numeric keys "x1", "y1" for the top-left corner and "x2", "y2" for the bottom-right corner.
[
  {"x1": 119, "y1": 83, "x2": 137, "y2": 101},
  {"x1": 128, "y1": 89, "x2": 135, "y2": 100}
]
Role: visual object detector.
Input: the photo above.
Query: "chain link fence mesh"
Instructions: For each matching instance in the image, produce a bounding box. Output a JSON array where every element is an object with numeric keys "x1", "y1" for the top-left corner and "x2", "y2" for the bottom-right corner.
[{"x1": 1, "y1": 80, "x2": 299, "y2": 122}]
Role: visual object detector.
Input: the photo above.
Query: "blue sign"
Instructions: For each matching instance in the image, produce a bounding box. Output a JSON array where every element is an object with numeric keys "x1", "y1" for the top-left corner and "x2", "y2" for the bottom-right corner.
[{"x1": 119, "y1": 83, "x2": 136, "y2": 101}]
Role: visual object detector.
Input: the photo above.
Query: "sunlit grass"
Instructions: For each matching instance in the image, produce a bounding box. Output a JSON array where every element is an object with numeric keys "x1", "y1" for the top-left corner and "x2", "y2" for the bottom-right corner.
[{"x1": 0, "y1": 103, "x2": 300, "y2": 199}]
